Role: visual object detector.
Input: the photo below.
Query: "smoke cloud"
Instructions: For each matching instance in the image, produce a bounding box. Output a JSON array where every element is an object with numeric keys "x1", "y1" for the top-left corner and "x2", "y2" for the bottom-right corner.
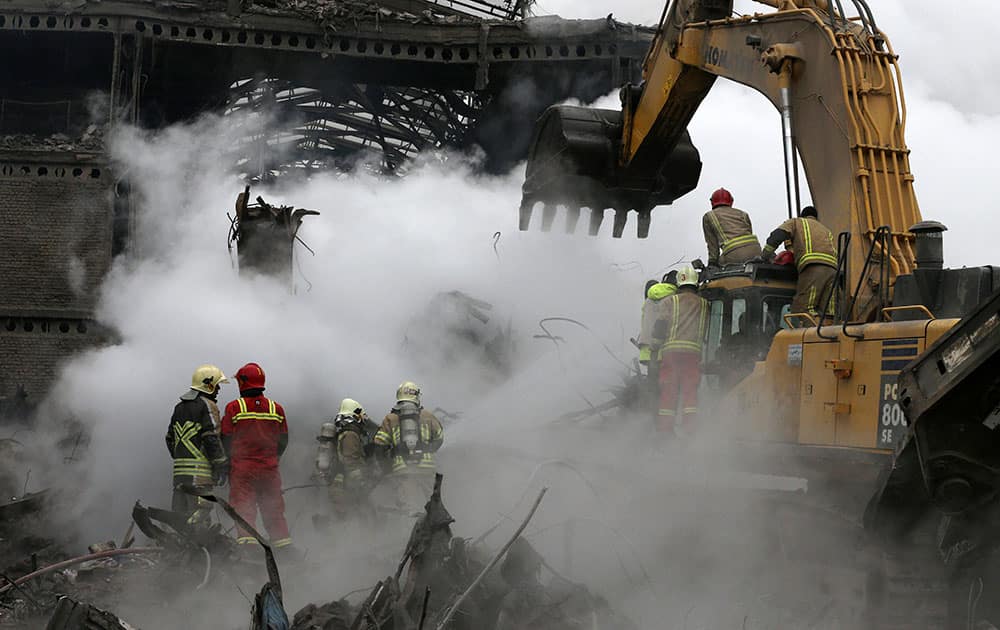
[{"x1": 18, "y1": 3, "x2": 999, "y2": 626}]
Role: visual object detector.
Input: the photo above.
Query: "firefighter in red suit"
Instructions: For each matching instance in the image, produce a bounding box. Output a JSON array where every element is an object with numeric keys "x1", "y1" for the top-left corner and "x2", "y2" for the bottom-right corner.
[{"x1": 221, "y1": 362, "x2": 294, "y2": 551}]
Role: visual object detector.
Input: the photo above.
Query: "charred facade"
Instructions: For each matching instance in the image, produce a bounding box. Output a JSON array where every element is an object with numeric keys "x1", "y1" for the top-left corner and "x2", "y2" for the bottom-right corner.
[{"x1": 0, "y1": 0, "x2": 654, "y2": 406}]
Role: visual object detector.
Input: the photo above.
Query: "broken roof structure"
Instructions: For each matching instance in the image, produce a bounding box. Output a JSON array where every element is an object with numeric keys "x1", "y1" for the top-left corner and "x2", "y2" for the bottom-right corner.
[
  {"x1": 0, "y1": 0, "x2": 655, "y2": 407},
  {"x1": 1, "y1": 0, "x2": 654, "y2": 175}
]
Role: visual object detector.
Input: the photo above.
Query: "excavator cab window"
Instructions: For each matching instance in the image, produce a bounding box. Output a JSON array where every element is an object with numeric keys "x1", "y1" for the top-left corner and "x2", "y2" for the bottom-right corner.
[
  {"x1": 732, "y1": 299, "x2": 748, "y2": 335},
  {"x1": 705, "y1": 299, "x2": 725, "y2": 364},
  {"x1": 702, "y1": 284, "x2": 795, "y2": 390},
  {"x1": 763, "y1": 297, "x2": 793, "y2": 337}
]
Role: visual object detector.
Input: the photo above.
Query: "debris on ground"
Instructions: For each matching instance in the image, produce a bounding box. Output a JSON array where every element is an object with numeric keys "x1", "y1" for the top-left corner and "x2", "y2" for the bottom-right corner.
[
  {"x1": 0, "y1": 126, "x2": 105, "y2": 153},
  {"x1": 44, "y1": 596, "x2": 137, "y2": 630},
  {"x1": 289, "y1": 473, "x2": 636, "y2": 630},
  {"x1": 1, "y1": 470, "x2": 633, "y2": 629}
]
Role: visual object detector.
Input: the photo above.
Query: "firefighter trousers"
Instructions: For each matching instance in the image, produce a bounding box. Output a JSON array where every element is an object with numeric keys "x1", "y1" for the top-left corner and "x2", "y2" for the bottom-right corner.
[
  {"x1": 718, "y1": 240, "x2": 762, "y2": 267},
  {"x1": 792, "y1": 263, "x2": 837, "y2": 317},
  {"x1": 229, "y1": 465, "x2": 291, "y2": 547},
  {"x1": 658, "y1": 351, "x2": 701, "y2": 432}
]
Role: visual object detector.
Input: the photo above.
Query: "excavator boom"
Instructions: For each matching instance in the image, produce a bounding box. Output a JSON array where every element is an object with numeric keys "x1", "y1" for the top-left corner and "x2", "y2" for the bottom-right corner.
[{"x1": 521, "y1": 0, "x2": 920, "y2": 317}]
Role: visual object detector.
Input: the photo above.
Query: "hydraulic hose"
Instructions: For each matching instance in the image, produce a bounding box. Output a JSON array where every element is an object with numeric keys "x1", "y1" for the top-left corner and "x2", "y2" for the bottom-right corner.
[{"x1": 0, "y1": 548, "x2": 162, "y2": 598}]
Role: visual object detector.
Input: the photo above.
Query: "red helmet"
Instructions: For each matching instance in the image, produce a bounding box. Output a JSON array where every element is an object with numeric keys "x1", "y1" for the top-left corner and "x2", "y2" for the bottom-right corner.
[
  {"x1": 235, "y1": 362, "x2": 266, "y2": 391},
  {"x1": 774, "y1": 251, "x2": 795, "y2": 266},
  {"x1": 710, "y1": 188, "x2": 734, "y2": 208}
]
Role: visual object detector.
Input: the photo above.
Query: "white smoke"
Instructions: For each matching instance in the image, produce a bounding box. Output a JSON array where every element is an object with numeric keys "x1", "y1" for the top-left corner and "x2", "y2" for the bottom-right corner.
[{"x1": 25, "y1": 2, "x2": 1000, "y2": 626}]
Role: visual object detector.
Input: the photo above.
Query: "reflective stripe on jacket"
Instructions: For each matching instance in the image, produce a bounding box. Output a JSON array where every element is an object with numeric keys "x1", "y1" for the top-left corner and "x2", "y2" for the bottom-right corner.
[
  {"x1": 653, "y1": 290, "x2": 709, "y2": 354},
  {"x1": 233, "y1": 398, "x2": 282, "y2": 423},
  {"x1": 221, "y1": 395, "x2": 288, "y2": 468},
  {"x1": 702, "y1": 206, "x2": 760, "y2": 265},
  {"x1": 765, "y1": 217, "x2": 837, "y2": 270},
  {"x1": 373, "y1": 408, "x2": 443, "y2": 473},
  {"x1": 638, "y1": 283, "x2": 678, "y2": 360},
  {"x1": 166, "y1": 392, "x2": 226, "y2": 482}
]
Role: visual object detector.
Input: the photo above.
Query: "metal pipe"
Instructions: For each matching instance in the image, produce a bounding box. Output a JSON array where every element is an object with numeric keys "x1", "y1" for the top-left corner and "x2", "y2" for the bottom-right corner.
[
  {"x1": 0, "y1": 548, "x2": 161, "y2": 597},
  {"x1": 778, "y1": 64, "x2": 801, "y2": 219}
]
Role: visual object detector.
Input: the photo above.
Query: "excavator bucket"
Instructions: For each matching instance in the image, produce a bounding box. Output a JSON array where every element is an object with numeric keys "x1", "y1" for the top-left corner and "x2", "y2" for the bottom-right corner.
[{"x1": 519, "y1": 105, "x2": 701, "y2": 238}]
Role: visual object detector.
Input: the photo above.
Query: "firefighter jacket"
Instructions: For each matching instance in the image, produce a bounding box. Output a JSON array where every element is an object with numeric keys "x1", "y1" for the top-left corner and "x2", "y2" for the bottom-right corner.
[
  {"x1": 702, "y1": 206, "x2": 761, "y2": 267},
  {"x1": 333, "y1": 424, "x2": 374, "y2": 490},
  {"x1": 652, "y1": 288, "x2": 709, "y2": 354},
  {"x1": 221, "y1": 393, "x2": 288, "y2": 470},
  {"x1": 638, "y1": 283, "x2": 677, "y2": 362},
  {"x1": 373, "y1": 407, "x2": 443, "y2": 473},
  {"x1": 763, "y1": 217, "x2": 837, "y2": 271},
  {"x1": 166, "y1": 389, "x2": 227, "y2": 484}
]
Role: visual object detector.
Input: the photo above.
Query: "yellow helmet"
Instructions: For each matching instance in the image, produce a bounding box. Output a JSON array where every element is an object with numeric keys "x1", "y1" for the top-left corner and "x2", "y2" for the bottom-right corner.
[
  {"x1": 338, "y1": 398, "x2": 364, "y2": 418},
  {"x1": 675, "y1": 263, "x2": 699, "y2": 288},
  {"x1": 396, "y1": 381, "x2": 421, "y2": 404},
  {"x1": 191, "y1": 364, "x2": 228, "y2": 394}
]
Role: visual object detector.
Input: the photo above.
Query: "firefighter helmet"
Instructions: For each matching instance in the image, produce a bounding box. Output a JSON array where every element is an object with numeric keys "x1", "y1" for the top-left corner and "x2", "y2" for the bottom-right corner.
[
  {"x1": 396, "y1": 381, "x2": 421, "y2": 404},
  {"x1": 676, "y1": 263, "x2": 699, "y2": 288},
  {"x1": 191, "y1": 364, "x2": 228, "y2": 394},
  {"x1": 338, "y1": 398, "x2": 364, "y2": 420},
  {"x1": 710, "y1": 188, "x2": 734, "y2": 208},
  {"x1": 234, "y1": 362, "x2": 266, "y2": 391}
]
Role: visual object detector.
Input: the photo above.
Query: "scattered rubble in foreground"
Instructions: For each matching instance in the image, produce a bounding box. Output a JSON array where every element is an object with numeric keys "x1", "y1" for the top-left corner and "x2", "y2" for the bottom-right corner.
[{"x1": 1, "y1": 475, "x2": 636, "y2": 630}]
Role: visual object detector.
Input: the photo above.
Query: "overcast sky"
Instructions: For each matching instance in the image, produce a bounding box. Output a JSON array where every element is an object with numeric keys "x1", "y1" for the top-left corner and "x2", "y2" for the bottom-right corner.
[
  {"x1": 533, "y1": 0, "x2": 999, "y2": 113},
  {"x1": 521, "y1": 0, "x2": 1000, "y2": 268}
]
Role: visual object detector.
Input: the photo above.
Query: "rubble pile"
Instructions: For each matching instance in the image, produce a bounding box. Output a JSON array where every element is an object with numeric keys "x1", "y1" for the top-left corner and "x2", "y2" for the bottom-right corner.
[
  {"x1": 1, "y1": 475, "x2": 635, "y2": 629},
  {"x1": 288, "y1": 474, "x2": 637, "y2": 630},
  {"x1": 0, "y1": 125, "x2": 105, "y2": 153},
  {"x1": 0, "y1": 496, "x2": 155, "y2": 628}
]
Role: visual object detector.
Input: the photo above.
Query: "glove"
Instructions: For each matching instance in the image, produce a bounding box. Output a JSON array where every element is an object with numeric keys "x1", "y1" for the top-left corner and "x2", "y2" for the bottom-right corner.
[{"x1": 213, "y1": 465, "x2": 229, "y2": 487}]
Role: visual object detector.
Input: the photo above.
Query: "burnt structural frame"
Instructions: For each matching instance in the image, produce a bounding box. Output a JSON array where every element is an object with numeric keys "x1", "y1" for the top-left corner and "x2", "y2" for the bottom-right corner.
[{"x1": 0, "y1": 0, "x2": 654, "y2": 404}]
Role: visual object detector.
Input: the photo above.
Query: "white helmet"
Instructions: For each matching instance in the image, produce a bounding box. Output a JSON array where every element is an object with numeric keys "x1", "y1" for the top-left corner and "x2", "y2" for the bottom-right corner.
[
  {"x1": 337, "y1": 398, "x2": 364, "y2": 420},
  {"x1": 676, "y1": 263, "x2": 699, "y2": 288},
  {"x1": 396, "y1": 381, "x2": 421, "y2": 404},
  {"x1": 190, "y1": 364, "x2": 228, "y2": 394}
]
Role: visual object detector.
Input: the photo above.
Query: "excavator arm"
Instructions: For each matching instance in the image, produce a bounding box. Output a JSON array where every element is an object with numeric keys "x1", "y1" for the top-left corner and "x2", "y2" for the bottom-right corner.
[{"x1": 521, "y1": 0, "x2": 920, "y2": 315}]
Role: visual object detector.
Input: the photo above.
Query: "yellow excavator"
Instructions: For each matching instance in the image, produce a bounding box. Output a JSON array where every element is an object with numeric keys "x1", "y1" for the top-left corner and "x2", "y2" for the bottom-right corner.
[{"x1": 522, "y1": 0, "x2": 1000, "y2": 626}]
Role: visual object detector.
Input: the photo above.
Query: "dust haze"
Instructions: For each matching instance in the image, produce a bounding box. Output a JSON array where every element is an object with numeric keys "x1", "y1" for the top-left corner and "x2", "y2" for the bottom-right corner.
[{"x1": 11, "y1": 14, "x2": 1000, "y2": 629}]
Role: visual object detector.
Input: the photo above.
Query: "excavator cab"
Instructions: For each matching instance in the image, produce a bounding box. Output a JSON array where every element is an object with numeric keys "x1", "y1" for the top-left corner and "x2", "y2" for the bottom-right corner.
[{"x1": 700, "y1": 262, "x2": 797, "y2": 390}]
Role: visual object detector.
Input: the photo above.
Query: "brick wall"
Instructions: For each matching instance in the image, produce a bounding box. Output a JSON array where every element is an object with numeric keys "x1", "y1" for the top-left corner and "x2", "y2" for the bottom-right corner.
[
  {"x1": 0, "y1": 151, "x2": 114, "y2": 405},
  {"x1": 0, "y1": 325, "x2": 106, "y2": 404}
]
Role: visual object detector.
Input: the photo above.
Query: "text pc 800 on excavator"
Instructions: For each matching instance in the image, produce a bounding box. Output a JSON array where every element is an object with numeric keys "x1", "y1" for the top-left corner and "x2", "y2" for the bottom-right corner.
[{"x1": 520, "y1": 0, "x2": 1000, "y2": 627}]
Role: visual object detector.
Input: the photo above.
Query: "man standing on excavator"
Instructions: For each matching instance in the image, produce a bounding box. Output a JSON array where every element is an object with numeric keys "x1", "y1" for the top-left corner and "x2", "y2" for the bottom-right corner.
[
  {"x1": 702, "y1": 188, "x2": 762, "y2": 268},
  {"x1": 637, "y1": 271, "x2": 678, "y2": 368},
  {"x1": 221, "y1": 362, "x2": 294, "y2": 553},
  {"x1": 761, "y1": 205, "x2": 838, "y2": 316},
  {"x1": 652, "y1": 264, "x2": 708, "y2": 436},
  {"x1": 166, "y1": 364, "x2": 229, "y2": 524}
]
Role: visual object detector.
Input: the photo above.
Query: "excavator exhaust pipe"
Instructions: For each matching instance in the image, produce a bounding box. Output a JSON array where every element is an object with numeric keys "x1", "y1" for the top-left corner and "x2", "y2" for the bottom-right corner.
[{"x1": 519, "y1": 105, "x2": 701, "y2": 238}]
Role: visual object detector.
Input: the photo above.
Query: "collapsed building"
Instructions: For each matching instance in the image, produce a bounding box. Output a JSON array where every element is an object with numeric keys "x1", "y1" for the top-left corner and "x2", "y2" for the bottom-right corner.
[
  {"x1": 0, "y1": 0, "x2": 655, "y2": 411},
  {"x1": 1, "y1": 475, "x2": 637, "y2": 629}
]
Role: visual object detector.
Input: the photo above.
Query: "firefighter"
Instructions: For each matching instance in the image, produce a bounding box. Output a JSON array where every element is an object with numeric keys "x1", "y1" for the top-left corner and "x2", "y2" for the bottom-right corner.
[
  {"x1": 324, "y1": 398, "x2": 379, "y2": 522},
  {"x1": 652, "y1": 264, "x2": 709, "y2": 435},
  {"x1": 373, "y1": 381, "x2": 444, "y2": 516},
  {"x1": 636, "y1": 279, "x2": 658, "y2": 367},
  {"x1": 221, "y1": 362, "x2": 294, "y2": 552},
  {"x1": 166, "y1": 364, "x2": 229, "y2": 523},
  {"x1": 702, "y1": 188, "x2": 762, "y2": 268},
  {"x1": 637, "y1": 272, "x2": 678, "y2": 416},
  {"x1": 637, "y1": 272, "x2": 678, "y2": 367},
  {"x1": 761, "y1": 205, "x2": 838, "y2": 316}
]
